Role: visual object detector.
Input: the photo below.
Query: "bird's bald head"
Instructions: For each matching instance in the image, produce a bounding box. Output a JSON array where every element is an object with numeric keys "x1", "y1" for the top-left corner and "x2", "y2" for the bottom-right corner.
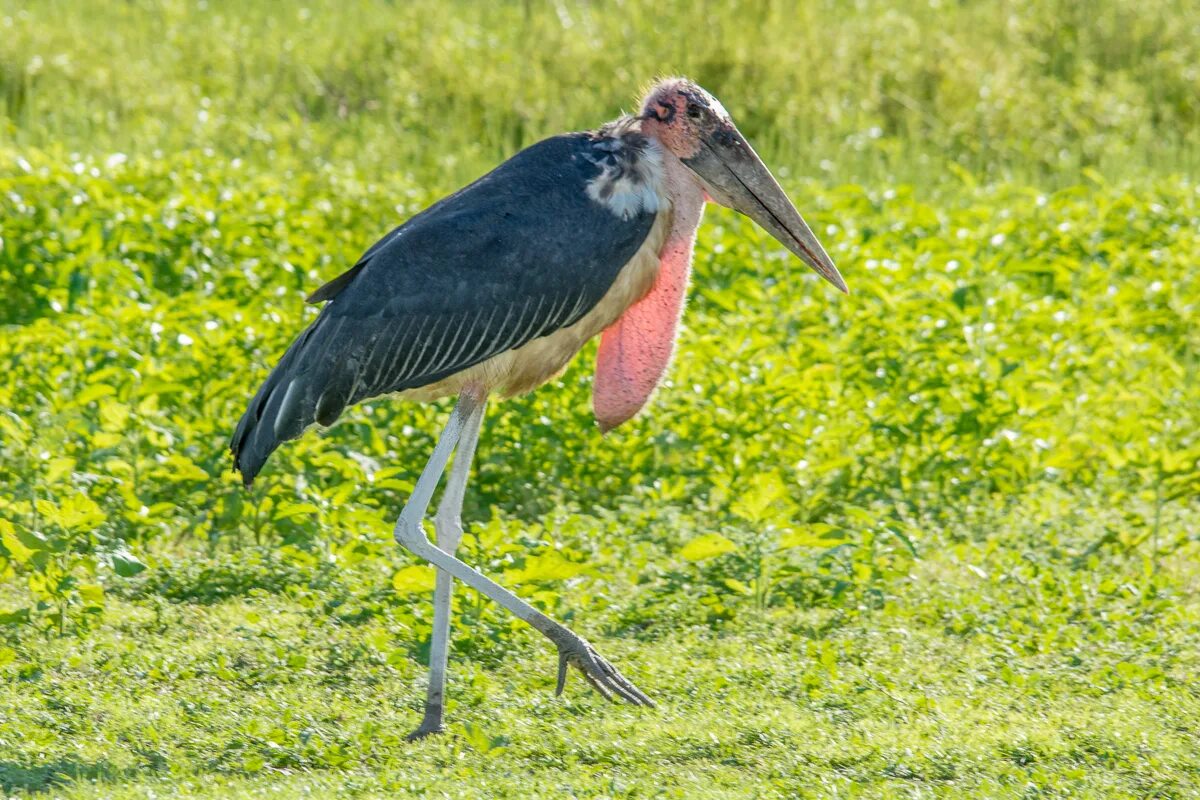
[{"x1": 638, "y1": 77, "x2": 732, "y2": 160}]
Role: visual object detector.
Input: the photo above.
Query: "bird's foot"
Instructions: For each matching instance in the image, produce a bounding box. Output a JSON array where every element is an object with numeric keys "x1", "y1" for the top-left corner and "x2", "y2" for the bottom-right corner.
[
  {"x1": 405, "y1": 719, "x2": 445, "y2": 742},
  {"x1": 549, "y1": 628, "x2": 654, "y2": 707},
  {"x1": 405, "y1": 704, "x2": 446, "y2": 741}
]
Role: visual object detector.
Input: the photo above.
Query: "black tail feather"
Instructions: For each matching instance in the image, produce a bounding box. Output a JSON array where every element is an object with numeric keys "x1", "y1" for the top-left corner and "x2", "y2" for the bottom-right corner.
[{"x1": 230, "y1": 319, "x2": 351, "y2": 486}]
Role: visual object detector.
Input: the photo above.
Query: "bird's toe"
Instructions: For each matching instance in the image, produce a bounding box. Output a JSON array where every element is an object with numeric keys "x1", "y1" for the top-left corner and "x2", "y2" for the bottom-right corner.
[{"x1": 553, "y1": 634, "x2": 653, "y2": 707}]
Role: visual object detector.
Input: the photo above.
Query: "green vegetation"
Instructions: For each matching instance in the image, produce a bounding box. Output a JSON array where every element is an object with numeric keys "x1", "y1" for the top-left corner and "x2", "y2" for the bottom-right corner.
[{"x1": 1, "y1": 0, "x2": 1198, "y2": 797}]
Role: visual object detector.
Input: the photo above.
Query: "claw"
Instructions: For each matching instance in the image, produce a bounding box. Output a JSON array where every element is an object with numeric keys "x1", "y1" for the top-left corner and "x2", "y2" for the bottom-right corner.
[
  {"x1": 551, "y1": 633, "x2": 654, "y2": 707},
  {"x1": 556, "y1": 650, "x2": 569, "y2": 696},
  {"x1": 580, "y1": 665, "x2": 616, "y2": 702}
]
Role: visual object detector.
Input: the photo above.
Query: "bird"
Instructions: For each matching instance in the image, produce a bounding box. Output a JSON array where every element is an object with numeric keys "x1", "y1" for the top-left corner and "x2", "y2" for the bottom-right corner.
[{"x1": 231, "y1": 77, "x2": 846, "y2": 739}]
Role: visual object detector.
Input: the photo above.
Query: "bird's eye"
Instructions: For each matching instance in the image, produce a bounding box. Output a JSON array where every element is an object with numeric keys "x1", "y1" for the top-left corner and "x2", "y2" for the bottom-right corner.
[{"x1": 686, "y1": 102, "x2": 703, "y2": 119}]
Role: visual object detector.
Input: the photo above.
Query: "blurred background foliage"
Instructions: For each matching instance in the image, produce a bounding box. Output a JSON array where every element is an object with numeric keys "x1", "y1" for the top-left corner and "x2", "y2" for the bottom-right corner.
[
  {"x1": 1, "y1": 0, "x2": 1197, "y2": 186},
  {"x1": 0, "y1": 1, "x2": 1198, "y2": 796}
]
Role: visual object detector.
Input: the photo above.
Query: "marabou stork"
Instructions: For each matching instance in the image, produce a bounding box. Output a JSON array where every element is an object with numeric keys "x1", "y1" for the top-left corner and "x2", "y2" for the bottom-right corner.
[{"x1": 231, "y1": 78, "x2": 846, "y2": 739}]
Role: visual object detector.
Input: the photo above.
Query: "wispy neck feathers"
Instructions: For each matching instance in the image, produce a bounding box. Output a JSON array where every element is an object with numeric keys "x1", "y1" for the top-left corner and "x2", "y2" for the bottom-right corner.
[{"x1": 584, "y1": 117, "x2": 666, "y2": 220}]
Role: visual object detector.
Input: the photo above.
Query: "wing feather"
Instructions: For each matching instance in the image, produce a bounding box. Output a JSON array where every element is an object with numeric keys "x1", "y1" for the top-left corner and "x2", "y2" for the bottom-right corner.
[
  {"x1": 446, "y1": 307, "x2": 489, "y2": 367},
  {"x1": 232, "y1": 132, "x2": 658, "y2": 484}
]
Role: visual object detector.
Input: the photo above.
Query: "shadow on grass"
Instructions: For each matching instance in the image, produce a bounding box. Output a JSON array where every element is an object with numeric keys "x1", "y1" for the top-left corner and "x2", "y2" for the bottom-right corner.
[
  {"x1": 111, "y1": 547, "x2": 334, "y2": 605},
  {"x1": 0, "y1": 758, "x2": 142, "y2": 794}
]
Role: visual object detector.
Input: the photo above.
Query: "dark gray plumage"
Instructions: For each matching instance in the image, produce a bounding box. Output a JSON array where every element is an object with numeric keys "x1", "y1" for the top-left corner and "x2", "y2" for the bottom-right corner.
[{"x1": 231, "y1": 133, "x2": 656, "y2": 485}]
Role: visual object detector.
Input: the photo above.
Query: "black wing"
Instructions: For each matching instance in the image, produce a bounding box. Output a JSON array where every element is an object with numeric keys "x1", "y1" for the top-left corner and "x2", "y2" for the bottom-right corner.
[{"x1": 231, "y1": 133, "x2": 656, "y2": 484}]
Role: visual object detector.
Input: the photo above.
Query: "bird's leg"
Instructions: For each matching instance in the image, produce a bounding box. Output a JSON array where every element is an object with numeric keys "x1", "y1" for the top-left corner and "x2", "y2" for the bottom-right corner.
[
  {"x1": 406, "y1": 394, "x2": 486, "y2": 742},
  {"x1": 393, "y1": 395, "x2": 653, "y2": 711}
]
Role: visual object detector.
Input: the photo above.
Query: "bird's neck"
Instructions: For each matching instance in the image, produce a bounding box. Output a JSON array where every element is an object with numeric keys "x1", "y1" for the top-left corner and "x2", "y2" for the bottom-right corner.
[
  {"x1": 585, "y1": 115, "x2": 705, "y2": 248},
  {"x1": 657, "y1": 145, "x2": 705, "y2": 249},
  {"x1": 585, "y1": 117, "x2": 665, "y2": 220},
  {"x1": 590, "y1": 142, "x2": 704, "y2": 432}
]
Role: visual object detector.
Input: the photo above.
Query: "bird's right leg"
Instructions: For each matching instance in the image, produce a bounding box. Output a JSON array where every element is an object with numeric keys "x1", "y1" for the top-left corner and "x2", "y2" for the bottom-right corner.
[
  {"x1": 406, "y1": 395, "x2": 486, "y2": 741},
  {"x1": 393, "y1": 393, "x2": 652, "y2": 709}
]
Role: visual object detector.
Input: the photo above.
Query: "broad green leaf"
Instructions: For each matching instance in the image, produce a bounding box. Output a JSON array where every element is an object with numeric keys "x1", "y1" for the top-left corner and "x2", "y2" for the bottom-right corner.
[
  {"x1": 723, "y1": 578, "x2": 753, "y2": 595},
  {"x1": 92, "y1": 432, "x2": 123, "y2": 449},
  {"x1": 680, "y1": 533, "x2": 737, "y2": 561},
  {"x1": 45, "y1": 457, "x2": 76, "y2": 484},
  {"x1": 459, "y1": 722, "x2": 510, "y2": 756},
  {"x1": 392, "y1": 564, "x2": 434, "y2": 595},
  {"x1": 162, "y1": 454, "x2": 209, "y2": 482},
  {"x1": 730, "y1": 472, "x2": 796, "y2": 525},
  {"x1": 16, "y1": 525, "x2": 52, "y2": 554},
  {"x1": 0, "y1": 608, "x2": 31, "y2": 626},
  {"x1": 504, "y1": 550, "x2": 587, "y2": 584},
  {"x1": 46, "y1": 493, "x2": 105, "y2": 532},
  {"x1": 98, "y1": 397, "x2": 131, "y2": 431},
  {"x1": 0, "y1": 413, "x2": 28, "y2": 444},
  {"x1": 778, "y1": 524, "x2": 847, "y2": 550},
  {"x1": 275, "y1": 502, "x2": 321, "y2": 521},
  {"x1": 0, "y1": 520, "x2": 36, "y2": 564},
  {"x1": 78, "y1": 584, "x2": 105, "y2": 605},
  {"x1": 111, "y1": 549, "x2": 147, "y2": 577},
  {"x1": 75, "y1": 383, "x2": 117, "y2": 405}
]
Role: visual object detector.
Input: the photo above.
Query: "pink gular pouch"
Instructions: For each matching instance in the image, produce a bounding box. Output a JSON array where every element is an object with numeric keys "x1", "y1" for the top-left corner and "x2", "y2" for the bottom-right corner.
[{"x1": 593, "y1": 231, "x2": 696, "y2": 433}]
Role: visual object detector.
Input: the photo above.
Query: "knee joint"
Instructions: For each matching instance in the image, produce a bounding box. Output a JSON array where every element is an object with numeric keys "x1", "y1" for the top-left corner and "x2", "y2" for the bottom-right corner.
[{"x1": 393, "y1": 516, "x2": 433, "y2": 554}]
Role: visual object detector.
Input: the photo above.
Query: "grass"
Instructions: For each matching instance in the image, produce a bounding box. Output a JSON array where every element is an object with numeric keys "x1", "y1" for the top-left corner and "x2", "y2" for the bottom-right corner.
[
  {"x1": 2, "y1": 0, "x2": 1198, "y2": 186},
  {"x1": 1, "y1": 0, "x2": 1199, "y2": 797},
  {"x1": 4, "y1": 487, "x2": 1200, "y2": 798}
]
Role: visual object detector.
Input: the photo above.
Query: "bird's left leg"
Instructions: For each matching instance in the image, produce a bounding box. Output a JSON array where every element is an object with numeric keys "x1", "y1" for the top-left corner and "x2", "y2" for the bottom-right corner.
[
  {"x1": 393, "y1": 392, "x2": 652, "y2": 709},
  {"x1": 406, "y1": 393, "x2": 486, "y2": 741}
]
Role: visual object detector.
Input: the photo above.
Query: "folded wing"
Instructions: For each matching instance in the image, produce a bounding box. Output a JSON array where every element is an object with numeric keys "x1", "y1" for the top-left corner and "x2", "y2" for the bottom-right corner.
[{"x1": 231, "y1": 133, "x2": 657, "y2": 485}]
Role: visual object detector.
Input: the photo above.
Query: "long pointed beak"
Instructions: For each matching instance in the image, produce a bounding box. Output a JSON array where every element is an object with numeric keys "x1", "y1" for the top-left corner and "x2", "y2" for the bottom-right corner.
[{"x1": 682, "y1": 126, "x2": 847, "y2": 293}]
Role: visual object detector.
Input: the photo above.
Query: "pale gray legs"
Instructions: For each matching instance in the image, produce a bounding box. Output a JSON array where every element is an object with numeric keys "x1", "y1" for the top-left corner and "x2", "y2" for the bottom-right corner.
[
  {"x1": 396, "y1": 389, "x2": 652, "y2": 740},
  {"x1": 406, "y1": 394, "x2": 485, "y2": 740}
]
